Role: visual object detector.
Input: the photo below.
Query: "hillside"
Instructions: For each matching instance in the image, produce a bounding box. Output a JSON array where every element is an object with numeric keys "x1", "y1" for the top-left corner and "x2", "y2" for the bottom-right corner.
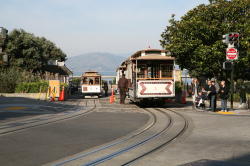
[{"x1": 66, "y1": 52, "x2": 127, "y2": 76}]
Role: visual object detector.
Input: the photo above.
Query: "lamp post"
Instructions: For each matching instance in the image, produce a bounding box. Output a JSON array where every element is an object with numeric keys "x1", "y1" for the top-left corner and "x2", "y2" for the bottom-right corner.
[{"x1": 0, "y1": 27, "x2": 8, "y2": 64}]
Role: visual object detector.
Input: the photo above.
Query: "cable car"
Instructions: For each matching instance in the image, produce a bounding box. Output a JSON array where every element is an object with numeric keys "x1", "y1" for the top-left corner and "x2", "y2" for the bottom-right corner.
[
  {"x1": 81, "y1": 71, "x2": 102, "y2": 98},
  {"x1": 117, "y1": 49, "x2": 175, "y2": 104}
]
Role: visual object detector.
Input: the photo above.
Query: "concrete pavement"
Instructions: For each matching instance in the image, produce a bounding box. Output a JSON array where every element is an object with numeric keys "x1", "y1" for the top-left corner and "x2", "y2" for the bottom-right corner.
[{"x1": 134, "y1": 102, "x2": 250, "y2": 166}]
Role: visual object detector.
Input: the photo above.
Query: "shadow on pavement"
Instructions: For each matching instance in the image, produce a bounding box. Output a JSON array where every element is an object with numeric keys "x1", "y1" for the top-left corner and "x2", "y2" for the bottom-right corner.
[
  {"x1": 179, "y1": 153, "x2": 250, "y2": 166},
  {"x1": 0, "y1": 96, "x2": 82, "y2": 121}
]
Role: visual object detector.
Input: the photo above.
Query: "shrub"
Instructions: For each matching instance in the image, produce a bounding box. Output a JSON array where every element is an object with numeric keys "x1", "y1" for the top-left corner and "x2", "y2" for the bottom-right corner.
[
  {"x1": 60, "y1": 82, "x2": 68, "y2": 90},
  {"x1": 175, "y1": 81, "x2": 182, "y2": 94},
  {"x1": 15, "y1": 81, "x2": 49, "y2": 93},
  {"x1": 0, "y1": 67, "x2": 40, "y2": 93}
]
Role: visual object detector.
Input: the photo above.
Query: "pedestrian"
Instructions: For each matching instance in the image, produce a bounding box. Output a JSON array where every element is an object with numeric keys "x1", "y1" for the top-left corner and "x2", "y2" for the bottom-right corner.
[
  {"x1": 236, "y1": 79, "x2": 247, "y2": 105},
  {"x1": 103, "y1": 82, "x2": 108, "y2": 97},
  {"x1": 195, "y1": 91, "x2": 206, "y2": 109},
  {"x1": 191, "y1": 78, "x2": 201, "y2": 107},
  {"x1": 209, "y1": 81, "x2": 217, "y2": 112},
  {"x1": 218, "y1": 80, "x2": 229, "y2": 112},
  {"x1": 205, "y1": 80, "x2": 212, "y2": 109},
  {"x1": 118, "y1": 74, "x2": 128, "y2": 104}
]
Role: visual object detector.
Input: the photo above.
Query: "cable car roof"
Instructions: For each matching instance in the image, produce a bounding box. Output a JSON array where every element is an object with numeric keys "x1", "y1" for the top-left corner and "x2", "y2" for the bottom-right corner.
[
  {"x1": 82, "y1": 71, "x2": 101, "y2": 77},
  {"x1": 116, "y1": 49, "x2": 175, "y2": 71},
  {"x1": 132, "y1": 55, "x2": 175, "y2": 60}
]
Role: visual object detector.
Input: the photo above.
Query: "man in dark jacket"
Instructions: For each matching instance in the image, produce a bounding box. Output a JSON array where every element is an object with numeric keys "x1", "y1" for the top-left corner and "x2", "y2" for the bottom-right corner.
[
  {"x1": 219, "y1": 80, "x2": 229, "y2": 112},
  {"x1": 118, "y1": 74, "x2": 128, "y2": 104},
  {"x1": 103, "y1": 82, "x2": 108, "y2": 97},
  {"x1": 209, "y1": 81, "x2": 217, "y2": 112}
]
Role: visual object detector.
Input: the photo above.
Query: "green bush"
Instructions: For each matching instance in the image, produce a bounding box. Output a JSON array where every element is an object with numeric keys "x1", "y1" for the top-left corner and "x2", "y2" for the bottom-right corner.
[
  {"x1": 233, "y1": 93, "x2": 240, "y2": 102},
  {"x1": 244, "y1": 82, "x2": 250, "y2": 93},
  {"x1": 0, "y1": 67, "x2": 40, "y2": 93},
  {"x1": 175, "y1": 81, "x2": 182, "y2": 94},
  {"x1": 60, "y1": 82, "x2": 68, "y2": 90},
  {"x1": 15, "y1": 81, "x2": 48, "y2": 93}
]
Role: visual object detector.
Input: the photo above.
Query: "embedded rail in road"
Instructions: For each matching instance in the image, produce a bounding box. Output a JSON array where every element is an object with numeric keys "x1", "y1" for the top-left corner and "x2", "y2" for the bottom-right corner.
[
  {"x1": 0, "y1": 99, "x2": 96, "y2": 135},
  {"x1": 47, "y1": 107, "x2": 190, "y2": 166}
]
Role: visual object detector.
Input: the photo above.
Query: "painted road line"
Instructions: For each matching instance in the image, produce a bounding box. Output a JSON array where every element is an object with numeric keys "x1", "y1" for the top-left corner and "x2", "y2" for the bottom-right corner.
[
  {"x1": 2, "y1": 106, "x2": 28, "y2": 111},
  {"x1": 217, "y1": 111, "x2": 236, "y2": 115}
]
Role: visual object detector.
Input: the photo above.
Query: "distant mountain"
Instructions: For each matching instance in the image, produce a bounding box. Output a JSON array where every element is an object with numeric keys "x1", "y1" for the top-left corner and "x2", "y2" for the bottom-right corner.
[{"x1": 66, "y1": 52, "x2": 128, "y2": 76}]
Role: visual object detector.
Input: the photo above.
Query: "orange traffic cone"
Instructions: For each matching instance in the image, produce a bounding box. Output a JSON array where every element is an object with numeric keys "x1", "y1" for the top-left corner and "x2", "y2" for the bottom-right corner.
[
  {"x1": 58, "y1": 87, "x2": 65, "y2": 101},
  {"x1": 109, "y1": 88, "x2": 115, "y2": 104}
]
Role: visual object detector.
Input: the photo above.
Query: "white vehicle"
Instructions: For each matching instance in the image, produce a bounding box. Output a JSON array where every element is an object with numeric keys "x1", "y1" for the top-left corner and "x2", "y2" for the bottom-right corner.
[
  {"x1": 81, "y1": 71, "x2": 102, "y2": 98},
  {"x1": 117, "y1": 49, "x2": 175, "y2": 104}
]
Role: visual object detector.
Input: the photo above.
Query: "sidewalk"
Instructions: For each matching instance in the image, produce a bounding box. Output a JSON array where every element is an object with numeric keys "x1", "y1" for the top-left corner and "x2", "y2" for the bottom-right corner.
[{"x1": 192, "y1": 97, "x2": 250, "y2": 115}]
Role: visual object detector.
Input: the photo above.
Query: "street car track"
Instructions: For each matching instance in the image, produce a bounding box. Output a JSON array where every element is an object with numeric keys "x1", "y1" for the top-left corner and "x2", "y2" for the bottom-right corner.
[
  {"x1": 48, "y1": 107, "x2": 186, "y2": 166},
  {"x1": 121, "y1": 108, "x2": 189, "y2": 166},
  {"x1": 0, "y1": 99, "x2": 96, "y2": 136},
  {"x1": 50, "y1": 107, "x2": 159, "y2": 166}
]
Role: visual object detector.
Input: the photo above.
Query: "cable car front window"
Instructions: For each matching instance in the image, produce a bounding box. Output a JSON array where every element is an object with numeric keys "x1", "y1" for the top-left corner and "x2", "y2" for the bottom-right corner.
[
  {"x1": 83, "y1": 77, "x2": 88, "y2": 84},
  {"x1": 136, "y1": 61, "x2": 173, "y2": 80},
  {"x1": 161, "y1": 64, "x2": 173, "y2": 78},
  {"x1": 95, "y1": 77, "x2": 100, "y2": 84}
]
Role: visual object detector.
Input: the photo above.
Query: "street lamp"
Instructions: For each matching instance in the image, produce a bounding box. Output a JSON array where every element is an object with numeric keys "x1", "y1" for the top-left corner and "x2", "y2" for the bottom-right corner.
[
  {"x1": 0, "y1": 27, "x2": 8, "y2": 64},
  {"x1": 0, "y1": 27, "x2": 8, "y2": 39},
  {"x1": 2, "y1": 53, "x2": 8, "y2": 63}
]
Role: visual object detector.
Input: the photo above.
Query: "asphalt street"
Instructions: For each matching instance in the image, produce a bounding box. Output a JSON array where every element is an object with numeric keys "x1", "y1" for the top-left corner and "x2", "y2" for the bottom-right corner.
[
  {"x1": 1, "y1": 96, "x2": 250, "y2": 166},
  {"x1": 0, "y1": 97, "x2": 149, "y2": 166}
]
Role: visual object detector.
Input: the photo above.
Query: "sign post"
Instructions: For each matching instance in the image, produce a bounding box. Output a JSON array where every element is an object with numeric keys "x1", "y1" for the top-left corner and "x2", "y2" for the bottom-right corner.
[
  {"x1": 226, "y1": 48, "x2": 238, "y2": 110},
  {"x1": 223, "y1": 32, "x2": 240, "y2": 110}
]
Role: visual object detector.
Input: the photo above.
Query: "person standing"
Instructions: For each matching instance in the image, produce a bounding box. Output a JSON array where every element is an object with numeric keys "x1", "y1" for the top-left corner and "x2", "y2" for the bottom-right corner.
[
  {"x1": 103, "y1": 82, "x2": 108, "y2": 97},
  {"x1": 219, "y1": 80, "x2": 229, "y2": 112},
  {"x1": 205, "y1": 80, "x2": 212, "y2": 109},
  {"x1": 191, "y1": 78, "x2": 201, "y2": 107},
  {"x1": 236, "y1": 79, "x2": 247, "y2": 107},
  {"x1": 210, "y1": 81, "x2": 217, "y2": 112},
  {"x1": 118, "y1": 74, "x2": 128, "y2": 104}
]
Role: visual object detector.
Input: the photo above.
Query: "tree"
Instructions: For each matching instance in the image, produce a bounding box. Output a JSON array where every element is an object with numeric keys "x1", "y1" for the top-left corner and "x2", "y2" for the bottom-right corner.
[
  {"x1": 5, "y1": 29, "x2": 66, "y2": 72},
  {"x1": 160, "y1": 0, "x2": 250, "y2": 80}
]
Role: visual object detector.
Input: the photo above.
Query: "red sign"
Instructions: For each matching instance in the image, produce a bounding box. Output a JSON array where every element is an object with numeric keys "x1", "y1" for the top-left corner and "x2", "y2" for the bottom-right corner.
[{"x1": 226, "y1": 48, "x2": 238, "y2": 60}]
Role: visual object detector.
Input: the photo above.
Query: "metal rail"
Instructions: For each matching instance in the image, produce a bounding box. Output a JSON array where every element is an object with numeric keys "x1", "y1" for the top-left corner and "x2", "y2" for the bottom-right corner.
[
  {"x1": 53, "y1": 108, "x2": 158, "y2": 166},
  {"x1": 121, "y1": 108, "x2": 189, "y2": 166},
  {"x1": 0, "y1": 99, "x2": 95, "y2": 135},
  {"x1": 82, "y1": 109, "x2": 172, "y2": 166},
  {"x1": 48, "y1": 104, "x2": 191, "y2": 166}
]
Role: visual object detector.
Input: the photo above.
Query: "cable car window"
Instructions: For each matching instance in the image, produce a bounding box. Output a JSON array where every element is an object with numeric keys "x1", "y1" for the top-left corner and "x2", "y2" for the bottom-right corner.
[
  {"x1": 95, "y1": 77, "x2": 100, "y2": 84},
  {"x1": 89, "y1": 78, "x2": 94, "y2": 85},
  {"x1": 161, "y1": 64, "x2": 173, "y2": 78},
  {"x1": 83, "y1": 77, "x2": 88, "y2": 84},
  {"x1": 137, "y1": 65, "x2": 146, "y2": 78},
  {"x1": 145, "y1": 51, "x2": 161, "y2": 55}
]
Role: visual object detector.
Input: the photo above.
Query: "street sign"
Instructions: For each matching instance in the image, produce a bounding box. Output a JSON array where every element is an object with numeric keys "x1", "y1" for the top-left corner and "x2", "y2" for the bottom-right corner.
[{"x1": 226, "y1": 48, "x2": 238, "y2": 60}]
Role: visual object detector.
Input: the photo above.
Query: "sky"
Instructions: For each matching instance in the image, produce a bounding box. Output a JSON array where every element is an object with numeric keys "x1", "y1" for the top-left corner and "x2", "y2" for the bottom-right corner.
[{"x1": 0, "y1": 0, "x2": 208, "y2": 57}]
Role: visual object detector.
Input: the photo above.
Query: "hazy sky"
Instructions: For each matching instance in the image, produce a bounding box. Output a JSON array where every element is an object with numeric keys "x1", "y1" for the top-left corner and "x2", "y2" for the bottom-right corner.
[{"x1": 0, "y1": 0, "x2": 208, "y2": 57}]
